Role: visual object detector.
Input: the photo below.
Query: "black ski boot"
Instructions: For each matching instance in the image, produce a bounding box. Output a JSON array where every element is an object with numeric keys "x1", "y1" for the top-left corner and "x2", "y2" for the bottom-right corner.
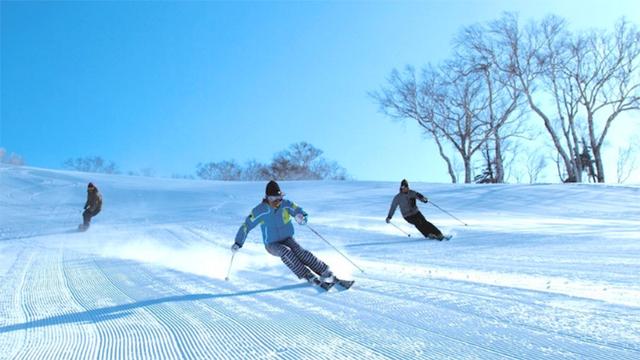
[
  {"x1": 319, "y1": 269, "x2": 336, "y2": 284},
  {"x1": 304, "y1": 273, "x2": 334, "y2": 291},
  {"x1": 319, "y1": 270, "x2": 355, "y2": 290}
]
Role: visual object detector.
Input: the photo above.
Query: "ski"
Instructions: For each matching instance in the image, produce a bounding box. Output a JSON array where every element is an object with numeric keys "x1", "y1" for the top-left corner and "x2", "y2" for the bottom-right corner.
[
  {"x1": 428, "y1": 234, "x2": 452, "y2": 241},
  {"x1": 334, "y1": 279, "x2": 355, "y2": 290},
  {"x1": 310, "y1": 276, "x2": 353, "y2": 291},
  {"x1": 308, "y1": 276, "x2": 335, "y2": 291},
  {"x1": 324, "y1": 277, "x2": 354, "y2": 291}
]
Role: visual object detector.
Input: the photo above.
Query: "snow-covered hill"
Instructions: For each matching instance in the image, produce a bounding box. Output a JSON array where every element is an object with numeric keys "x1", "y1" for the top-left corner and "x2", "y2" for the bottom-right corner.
[{"x1": 1, "y1": 165, "x2": 639, "y2": 359}]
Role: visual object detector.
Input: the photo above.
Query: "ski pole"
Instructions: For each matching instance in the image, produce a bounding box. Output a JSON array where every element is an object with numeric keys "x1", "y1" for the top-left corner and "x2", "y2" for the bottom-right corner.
[
  {"x1": 305, "y1": 224, "x2": 365, "y2": 273},
  {"x1": 224, "y1": 252, "x2": 236, "y2": 281},
  {"x1": 388, "y1": 221, "x2": 411, "y2": 237},
  {"x1": 429, "y1": 201, "x2": 468, "y2": 226}
]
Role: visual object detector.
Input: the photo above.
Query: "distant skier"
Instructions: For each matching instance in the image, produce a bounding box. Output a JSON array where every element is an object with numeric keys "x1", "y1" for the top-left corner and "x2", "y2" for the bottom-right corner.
[
  {"x1": 386, "y1": 179, "x2": 446, "y2": 240},
  {"x1": 79, "y1": 182, "x2": 102, "y2": 231},
  {"x1": 232, "y1": 180, "x2": 337, "y2": 288}
]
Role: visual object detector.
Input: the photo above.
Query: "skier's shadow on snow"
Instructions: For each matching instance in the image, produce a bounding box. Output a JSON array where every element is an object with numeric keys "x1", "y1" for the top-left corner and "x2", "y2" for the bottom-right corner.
[
  {"x1": 0, "y1": 283, "x2": 308, "y2": 334},
  {"x1": 0, "y1": 229, "x2": 80, "y2": 241}
]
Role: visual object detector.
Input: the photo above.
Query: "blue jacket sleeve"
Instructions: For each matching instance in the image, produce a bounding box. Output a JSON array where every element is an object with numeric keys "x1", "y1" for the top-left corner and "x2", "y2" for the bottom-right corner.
[
  {"x1": 283, "y1": 199, "x2": 307, "y2": 219},
  {"x1": 234, "y1": 204, "x2": 268, "y2": 247}
]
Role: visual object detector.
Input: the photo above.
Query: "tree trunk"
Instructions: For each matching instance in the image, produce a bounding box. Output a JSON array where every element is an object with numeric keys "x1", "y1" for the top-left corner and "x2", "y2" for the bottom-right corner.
[
  {"x1": 464, "y1": 156, "x2": 472, "y2": 183},
  {"x1": 586, "y1": 111, "x2": 602, "y2": 182},
  {"x1": 494, "y1": 131, "x2": 504, "y2": 183},
  {"x1": 524, "y1": 90, "x2": 577, "y2": 182},
  {"x1": 592, "y1": 144, "x2": 606, "y2": 183},
  {"x1": 433, "y1": 136, "x2": 457, "y2": 183}
]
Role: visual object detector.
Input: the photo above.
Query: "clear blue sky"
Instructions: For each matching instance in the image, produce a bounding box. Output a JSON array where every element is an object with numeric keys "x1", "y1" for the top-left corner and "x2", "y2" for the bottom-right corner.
[{"x1": 2, "y1": 1, "x2": 638, "y2": 181}]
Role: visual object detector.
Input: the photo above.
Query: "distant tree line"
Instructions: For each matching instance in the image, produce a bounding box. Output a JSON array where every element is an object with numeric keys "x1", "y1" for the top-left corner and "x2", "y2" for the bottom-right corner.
[
  {"x1": 0, "y1": 148, "x2": 25, "y2": 165},
  {"x1": 196, "y1": 142, "x2": 348, "y2": 181},
  {"x1": 60, "y1": 143, "x2": 348, "y2": 181},
  {"x1": 63, "y1": 156, "x2": 119, "y2": 174},
  {"x1": 372, "y1": 13, "x2": 640, "y2": 183},
  {"x1": 63, "y1": 156, "x2": 164, "y2": 178}
]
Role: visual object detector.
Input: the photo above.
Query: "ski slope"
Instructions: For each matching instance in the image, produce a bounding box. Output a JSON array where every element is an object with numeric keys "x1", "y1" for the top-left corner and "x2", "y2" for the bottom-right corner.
[{"x1": 1, "y1": 165, "x2": 639, "y2": 359}]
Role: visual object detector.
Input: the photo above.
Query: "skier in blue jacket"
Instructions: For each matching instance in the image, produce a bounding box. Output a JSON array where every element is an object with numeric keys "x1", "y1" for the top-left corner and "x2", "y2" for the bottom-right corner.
[{"x1": 232, "y1": 180, "x2": 335, "y2": 285}]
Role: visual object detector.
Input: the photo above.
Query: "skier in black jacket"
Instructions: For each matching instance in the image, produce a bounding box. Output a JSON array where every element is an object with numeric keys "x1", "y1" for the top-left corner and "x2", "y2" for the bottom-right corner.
[
  {"x1": 79, "y1": 182, "x2": 102, "y2": 231},
  {"x1": 386, "y1": 179, "x2": 445, "y2": 240}
]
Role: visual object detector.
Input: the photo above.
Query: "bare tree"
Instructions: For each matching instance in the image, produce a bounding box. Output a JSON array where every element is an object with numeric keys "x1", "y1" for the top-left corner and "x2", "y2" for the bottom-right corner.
[
  {"x1": 269, "y1": 154, "x2": 305, "y2": 180},
  {"x1": 370, "y1": 66, "x2": 458, "y2": 183},
  {"x1": 196, "y1": 160, "x2": 242, "y2": 180},
  {"x1": 487, "y1": 14, "x2": 640, "y2": 183},
  {"x1": 241, "y1": 160, "x2": 270, "y2": 181},
  {"x1": 485, "y1": 13, "x2": 587, "y2": 182},
  {"x1": 311, "y1": 159, "x2": 349, "y2": 180},
  {"x1": 526, "y1": 151, "x2": 548, "y2": 183},
  {"x1": 452, "y1": 156, "x2": 464, "y2": 183},
  {"x1": 6, "y1": 153, "x2": 25, "y2": 165},
  {"x1": 286, "y1": 142, "x2": 324, "y2": 170},
  {"x1": 377, "y1": 61, "x2": 512, "y2": 183},
  {"x1": 0, "y1": 148, "x2": 26, "y2": 165},
  {"x1": 504, "y1": 141, "x2": 526, "y2": 183},
  {"x1": 617, "y1": 143, "x2": 638, "y2": 183},
  {"x1": 539, "y1": 16, "x2": 587, "y2": 182},
  {"x1": 373, "y1": 13, "x2": 639, "y2": 183},
  {"x1": 454, "y1": 23, "x2": 527, "y2": 183},
  {"x1": 267, "y1": 142, "x2": 322, "y2": 180},
  {"x1": 372, "y1": 25, "x2": 526, "y2": 184},
  {"x1": 196, "y1": 142, "x2": 348, "y2": 181},
  {"x1": 478, "y1": 135, "x2": 524, "y2": 183},
  {"x1": 431, "y1": 60, "x2": 497, "y2": 183},
  {"x1": 264, "y1": 142, "x2": 348, "y2": 180},
  {"x1": 63, "y1": 156, "x2": 118, "y2": 174},
  {"x1": 570, "y1": 19, "x2": 640, "y2": 182}
]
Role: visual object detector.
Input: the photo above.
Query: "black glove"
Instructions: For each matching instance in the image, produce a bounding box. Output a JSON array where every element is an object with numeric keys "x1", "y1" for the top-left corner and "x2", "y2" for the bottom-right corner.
[{"x1": 385, "y1": 217, "x2": 391, "y2": 224}]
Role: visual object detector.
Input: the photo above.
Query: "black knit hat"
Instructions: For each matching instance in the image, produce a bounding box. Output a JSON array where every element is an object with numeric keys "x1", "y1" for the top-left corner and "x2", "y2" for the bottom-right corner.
[
  {"x1": 87, "y1": 182, "x2": 95, "y2": 189},
  {"x1": 400, "y1": 179, "x2": 409, "y2": 188},
  {"x1": 265, "y1": 180, "x2": 283, "y2": 196}
]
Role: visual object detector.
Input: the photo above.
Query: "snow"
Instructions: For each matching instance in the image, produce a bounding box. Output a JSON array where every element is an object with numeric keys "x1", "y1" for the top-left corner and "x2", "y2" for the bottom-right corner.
[{"x1": 1, "y1": 165, "x2": 639, "y2": 359}]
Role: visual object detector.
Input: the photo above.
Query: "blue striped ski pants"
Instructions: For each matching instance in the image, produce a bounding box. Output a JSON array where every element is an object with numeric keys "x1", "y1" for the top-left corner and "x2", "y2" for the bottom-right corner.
[{"x1": 265, "y1": 237, "x2": 328, "y2": 279}]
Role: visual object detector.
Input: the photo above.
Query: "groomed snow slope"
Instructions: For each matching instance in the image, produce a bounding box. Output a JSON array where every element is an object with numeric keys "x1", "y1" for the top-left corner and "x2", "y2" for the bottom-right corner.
[{"x1": 1, "y1": 165, "x2": 639, "y2": 359}]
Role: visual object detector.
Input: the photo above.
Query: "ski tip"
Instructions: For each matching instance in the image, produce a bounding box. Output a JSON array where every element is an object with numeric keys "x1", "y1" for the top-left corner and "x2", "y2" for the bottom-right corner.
[{"x1": 335, "y1": 279, "x2": 355, "y2": 290}]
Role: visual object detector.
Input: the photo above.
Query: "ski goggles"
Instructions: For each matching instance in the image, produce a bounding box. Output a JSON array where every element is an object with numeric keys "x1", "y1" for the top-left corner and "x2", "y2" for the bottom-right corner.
[{"x1": 267, "y1": 195, "x2": 283, "y2": 202}]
